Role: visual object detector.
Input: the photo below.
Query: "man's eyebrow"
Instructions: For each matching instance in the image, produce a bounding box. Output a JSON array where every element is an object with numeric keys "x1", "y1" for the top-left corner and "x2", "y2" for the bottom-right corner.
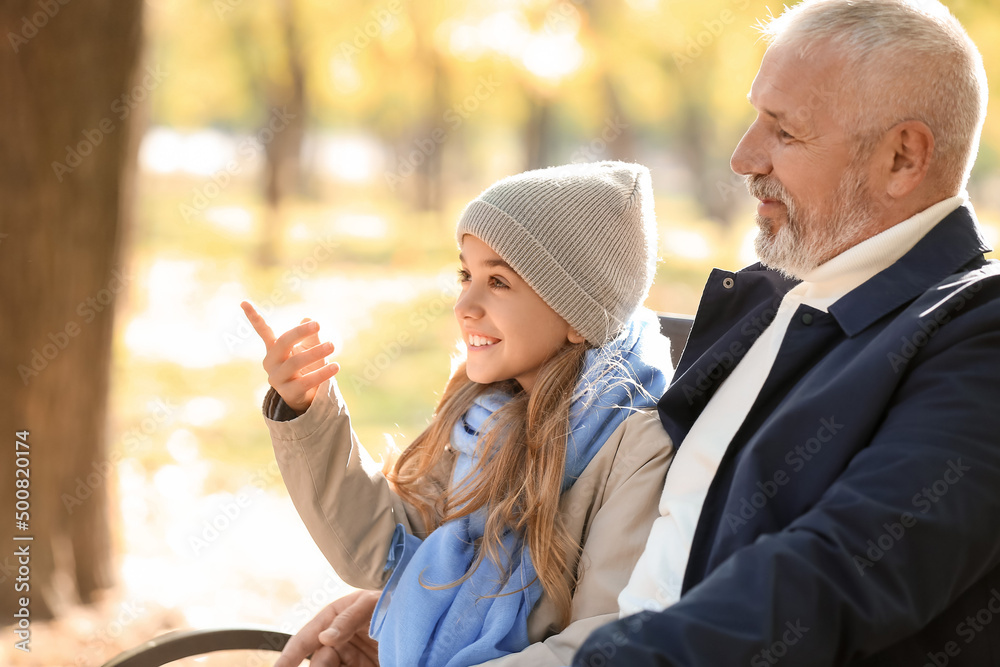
[
  {"x1": 747, "y1": 91, "x2": 805, "y2": 129},
  {"x1": 747, "y1": 92, "x2": 785, "y2": 121}
]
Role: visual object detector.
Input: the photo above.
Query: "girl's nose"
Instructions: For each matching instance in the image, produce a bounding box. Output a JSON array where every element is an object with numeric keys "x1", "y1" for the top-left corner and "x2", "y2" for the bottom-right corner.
[{"x1": 454, "y1": 284, "x2": 485, "y2": 320}]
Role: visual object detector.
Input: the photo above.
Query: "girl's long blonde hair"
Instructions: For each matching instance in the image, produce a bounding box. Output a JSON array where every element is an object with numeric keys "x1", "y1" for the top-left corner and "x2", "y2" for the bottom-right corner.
[{"x1": 385, "y1": 341, "x2": 589, "y2": 629}]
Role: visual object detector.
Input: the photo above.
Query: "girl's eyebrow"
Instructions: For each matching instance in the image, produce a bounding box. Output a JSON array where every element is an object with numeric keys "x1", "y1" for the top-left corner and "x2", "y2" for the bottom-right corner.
[
  {"x1": 483, "y1": 258, "x2": 513, "y2": 270},
  {"x1": 457, "y1": 253, "x2": 513, "y2": 271}
]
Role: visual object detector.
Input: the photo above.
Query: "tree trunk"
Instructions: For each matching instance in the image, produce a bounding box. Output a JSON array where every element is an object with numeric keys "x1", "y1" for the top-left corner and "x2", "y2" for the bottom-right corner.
[
  {"x1": 601, "y1": 74, "x2": 637, "y2": 163},
  {"x1": 413, "y1": 53, "x2": 447, "y2": 213},
  {"x1": 675, "y1": 72, "x2": 741, "y2": 227},
  {"x1": 524, "y1": 94, "x2": 553, "y2": 171},
  {"x1": 259, "y1": 0, "x2": 307, "y2": 266},
  {"x1": 0, "y1": 0, "x2": 144, "y2": 622},
  {"x1": 406, "y1": 0, "x2": 448, "y2": 216}
]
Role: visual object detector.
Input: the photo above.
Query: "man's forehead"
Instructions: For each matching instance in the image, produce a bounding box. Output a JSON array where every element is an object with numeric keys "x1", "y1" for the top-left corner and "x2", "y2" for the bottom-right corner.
[
  {"x1": 748, "y1": 43, "x2": 843, "y2": 124},
  {"x1": 747, "y1": 69, "x2": 802, "y2": 127}
]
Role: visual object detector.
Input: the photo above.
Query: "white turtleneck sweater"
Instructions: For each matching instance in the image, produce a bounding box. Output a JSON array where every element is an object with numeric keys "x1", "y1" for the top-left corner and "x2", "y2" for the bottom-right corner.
[{"x1": 618, "y1": 195, "x2": 965, "y2": 616}]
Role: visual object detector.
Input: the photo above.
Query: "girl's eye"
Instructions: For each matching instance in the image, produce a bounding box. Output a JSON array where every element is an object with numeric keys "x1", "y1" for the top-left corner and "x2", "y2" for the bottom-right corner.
[
  {"x1": 488, "y1": 276, "x2": 509, "y2": 290},
  {"x1": 457, "y1": 269, "x2": 470, "y2": 283}
]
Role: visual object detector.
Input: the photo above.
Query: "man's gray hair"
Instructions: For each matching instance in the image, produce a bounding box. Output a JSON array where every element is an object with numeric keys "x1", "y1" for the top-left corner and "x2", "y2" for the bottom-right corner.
[{"x1": 760, "y1": 0, "x2": 988, "y2": 194}]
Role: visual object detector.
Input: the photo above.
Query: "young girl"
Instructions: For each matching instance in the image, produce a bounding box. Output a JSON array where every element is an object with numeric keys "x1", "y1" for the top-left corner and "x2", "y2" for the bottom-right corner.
[{"x1": 242, "y1": 161, "x2": 675, "y2": 666}]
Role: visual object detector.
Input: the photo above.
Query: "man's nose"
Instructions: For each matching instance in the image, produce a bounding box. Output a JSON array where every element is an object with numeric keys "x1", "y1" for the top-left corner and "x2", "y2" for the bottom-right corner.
[{"x1": 731, "y1": 123, "x2": 772, "y2": 177}]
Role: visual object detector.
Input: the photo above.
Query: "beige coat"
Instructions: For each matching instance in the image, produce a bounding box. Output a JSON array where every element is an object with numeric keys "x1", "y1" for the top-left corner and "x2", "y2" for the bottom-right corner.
[{"x1": 264, "y1": 379, "x2": 673, "y2": 666}]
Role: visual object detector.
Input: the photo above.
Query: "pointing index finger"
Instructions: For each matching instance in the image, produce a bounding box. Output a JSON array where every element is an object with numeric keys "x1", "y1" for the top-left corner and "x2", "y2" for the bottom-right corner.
[{"x1": 240, "y1": 300, "x2": 277, "y2": 347}]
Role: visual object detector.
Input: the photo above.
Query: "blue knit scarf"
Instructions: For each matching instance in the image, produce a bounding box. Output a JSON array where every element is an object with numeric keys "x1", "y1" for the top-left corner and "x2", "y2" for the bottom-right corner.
[{"x1": 370, "y1": 310, "x2": 672, "y2": 666}]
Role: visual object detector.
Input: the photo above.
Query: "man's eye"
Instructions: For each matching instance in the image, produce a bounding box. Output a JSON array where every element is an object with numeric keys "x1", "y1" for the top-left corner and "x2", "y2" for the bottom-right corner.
[{"x1": 779, "y1": 129, "x2": 794, "y2": 140}]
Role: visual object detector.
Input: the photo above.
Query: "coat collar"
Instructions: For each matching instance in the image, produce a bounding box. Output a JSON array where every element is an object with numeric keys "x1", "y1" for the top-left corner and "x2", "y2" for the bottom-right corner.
[
  {"x1": 827, "y1": 206, "x2": 991, "y2": 337},
  {"x1": 728, "y1": 205, "x2": 991, "y2": 338},
  {"x1": 664, "y1": 205, "x2": 991, "y2": 444}
]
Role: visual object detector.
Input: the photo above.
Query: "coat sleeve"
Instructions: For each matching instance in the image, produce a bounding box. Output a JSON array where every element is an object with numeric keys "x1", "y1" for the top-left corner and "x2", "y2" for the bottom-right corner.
[
  {"x1": 263, "y1": 378, "x2": 430, "y2": 590},
  {"x1": 574, "y1": 314, "x2": 1000, "y2": 665},
  {"x1": 476, "y1": 410, "x2": 675, "y2": 667}
]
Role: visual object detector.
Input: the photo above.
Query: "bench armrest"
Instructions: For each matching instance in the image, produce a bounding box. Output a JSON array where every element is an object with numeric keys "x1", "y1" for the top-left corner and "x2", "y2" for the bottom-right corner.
[{"x1": 100, "y1": 628, "x2": 293, "y2": 667}]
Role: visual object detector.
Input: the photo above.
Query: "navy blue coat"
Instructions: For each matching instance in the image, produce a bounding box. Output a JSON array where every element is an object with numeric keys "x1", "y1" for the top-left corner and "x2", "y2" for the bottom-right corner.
[{"x1": 574, "y1": 206, "x2": 1000, "y2": 666}]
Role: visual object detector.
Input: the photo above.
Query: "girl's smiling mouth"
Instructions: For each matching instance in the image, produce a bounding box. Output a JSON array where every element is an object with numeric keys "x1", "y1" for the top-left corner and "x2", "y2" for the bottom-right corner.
[{"x1": 467, "y1": 333, "x2": 501, "y2": 348}]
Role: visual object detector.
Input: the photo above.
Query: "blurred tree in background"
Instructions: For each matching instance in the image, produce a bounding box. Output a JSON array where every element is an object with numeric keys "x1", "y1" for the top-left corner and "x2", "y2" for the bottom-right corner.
[
  {"x1": 0, "y1": 0, "x2": 144, "y2": 621},
  {"x1": 148, "y1": 0, "x2": 1000, "y2": 240}
]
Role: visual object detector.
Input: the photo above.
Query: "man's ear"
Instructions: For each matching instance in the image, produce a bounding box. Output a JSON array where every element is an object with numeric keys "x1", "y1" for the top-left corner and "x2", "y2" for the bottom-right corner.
[
  {"x1": 884, "y1": 120, "x2": 934, "y2": 199},
  {"x1": 568, "y1": 329, "x2": 586, "y2": 344}
]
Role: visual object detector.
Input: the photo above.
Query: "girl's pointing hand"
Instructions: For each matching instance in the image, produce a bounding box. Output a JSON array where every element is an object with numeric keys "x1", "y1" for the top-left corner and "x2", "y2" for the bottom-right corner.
[{"x1": 241, "y1": 300, "x2": 341, "y2": 415}]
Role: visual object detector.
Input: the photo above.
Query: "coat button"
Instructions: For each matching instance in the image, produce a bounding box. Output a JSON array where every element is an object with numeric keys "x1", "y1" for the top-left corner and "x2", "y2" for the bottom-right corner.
[
  {"x1": 801, "y1": 313, "x2": 814, "y2": 325},
  {"x1": 722, "y1": 277, "x2": 735, "y2": 289}
]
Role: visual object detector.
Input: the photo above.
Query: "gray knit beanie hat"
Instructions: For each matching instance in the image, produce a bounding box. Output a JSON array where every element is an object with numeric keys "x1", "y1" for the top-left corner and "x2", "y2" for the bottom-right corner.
[{"x1": 455, "y1": 161, "x2": 657, "y2": 345}]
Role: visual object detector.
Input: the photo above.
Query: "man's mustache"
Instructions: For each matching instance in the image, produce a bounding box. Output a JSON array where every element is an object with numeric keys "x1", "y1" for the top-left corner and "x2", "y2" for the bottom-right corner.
[{"x1": 746, "y1": 174, "x2": 790, "y2": 204}]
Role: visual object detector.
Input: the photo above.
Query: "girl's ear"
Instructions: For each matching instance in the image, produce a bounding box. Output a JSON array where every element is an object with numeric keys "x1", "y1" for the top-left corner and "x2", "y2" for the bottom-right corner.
[{"x1": 567, "y1": 329, "x2": 585, "y2": 345}]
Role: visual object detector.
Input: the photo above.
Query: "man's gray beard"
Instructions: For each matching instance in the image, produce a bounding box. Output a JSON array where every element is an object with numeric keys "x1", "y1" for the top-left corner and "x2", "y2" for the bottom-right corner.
[{"x1": 751, "y1": 165, "x2": 878, "y2": 280}]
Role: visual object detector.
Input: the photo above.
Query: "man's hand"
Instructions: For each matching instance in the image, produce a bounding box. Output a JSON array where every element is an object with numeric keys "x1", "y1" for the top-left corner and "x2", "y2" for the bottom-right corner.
[
  {"x1": 275, "y1": 589, "x2": 381, "y2": 667},
  {"x1": 241, "y1": 301, "x2": 341, "y2": 415}
]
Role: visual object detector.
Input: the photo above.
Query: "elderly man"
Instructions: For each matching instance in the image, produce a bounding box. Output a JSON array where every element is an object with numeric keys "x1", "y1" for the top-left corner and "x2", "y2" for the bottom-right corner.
[
  {"x1": 275, "y1": 0, "x2": 998, "y2": 665},
  {"x1": 575, "y1": 0, "x2": 999, "y2": 664}
]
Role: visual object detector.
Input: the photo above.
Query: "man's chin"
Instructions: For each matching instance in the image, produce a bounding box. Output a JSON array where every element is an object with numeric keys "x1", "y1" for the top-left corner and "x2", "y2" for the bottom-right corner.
[
  {"x1": 758, "y1": 257, "x2": 807, "y2": 280},
  {"x1": 755, "y1": 237, "x2": 811, "y2": 280},
  {"x1": 754, "y1": 214, "x2": 779, "y2": 236}
]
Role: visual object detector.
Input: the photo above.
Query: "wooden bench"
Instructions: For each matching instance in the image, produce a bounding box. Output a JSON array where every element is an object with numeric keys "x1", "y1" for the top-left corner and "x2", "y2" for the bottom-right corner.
[{"x1": 100, "y1": 313, "x2": 695, "y2": 666}]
